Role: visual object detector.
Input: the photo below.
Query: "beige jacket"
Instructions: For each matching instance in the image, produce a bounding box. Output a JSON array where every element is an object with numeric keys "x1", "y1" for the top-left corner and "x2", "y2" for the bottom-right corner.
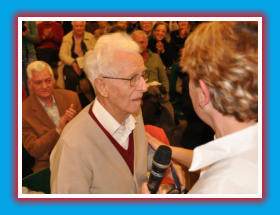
[{"x1": 59, "y1": 31, "x2": 96, "y2": 66}]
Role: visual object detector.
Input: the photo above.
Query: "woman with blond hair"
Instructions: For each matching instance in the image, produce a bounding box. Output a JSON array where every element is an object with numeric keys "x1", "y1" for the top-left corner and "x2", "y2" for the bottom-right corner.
[{"x1": 148, "y1": 21, "x2": 176, "y2": 68}]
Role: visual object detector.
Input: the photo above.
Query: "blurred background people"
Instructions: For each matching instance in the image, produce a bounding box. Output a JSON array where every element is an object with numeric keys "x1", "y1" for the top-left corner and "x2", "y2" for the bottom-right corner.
[
  {"x1": 115, "y1": 21, "x2": 128, "y2": 32},
  {"x1": 148, "y1": 21, "x2": 176, "y2": 68},
  {"x1": 131, "y1": 30, "x2": 169, "y2": 93},
  {"x1": 59, "y1": 21, "x2": 96, "y2": 107},
  {"x1": 36, "y1": 21, "x2": 64, "y2": 69},
  {"x1": 93, "y1": 21, "x2": 111, "y2": 39},
  {"x1": 139, "y1": 21, "x2": 153, "y2": 38},
  {"x1": 170, "y1": 21, "x2": 191, "y2": 62},
  {"x1": 127, "y1": 21, "x2": 140, "y2": 34},
  {"x1": 22, "y1": 21, "x2": 38, "y2": 96}
]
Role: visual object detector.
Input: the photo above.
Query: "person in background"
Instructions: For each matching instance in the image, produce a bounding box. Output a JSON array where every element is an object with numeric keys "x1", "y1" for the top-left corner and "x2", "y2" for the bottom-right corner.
[
  {"x1": 22, "y1": 21, "x2": 38, "y2": 96},
  {"x1": 170, "y1": 21, "x2": 191, "y2": 62},
  {"x1": 115, "y1": 21, "x2": 128, "y2": 32},
  {"x1": 59, "y1": 21, "x2": 96, "y2": 107},
  {"x1": 132, "y1": 30, "x2": 180, "y2": 146},
  {"x1": 93, "y1": 21, "x2": 111, "y2": 39},
  {"x1": 36, "y1": 21, "x2": 64, "y2": 68},
  {"x1": 131, "y1": 30, "x2": 169, "y2": 93},
  {"x1": 127, "y1": 21, "x2": 140, "y2": 34},
  {"x1": 143, "y1": 21, "x2": 258, "y2": 194},
  {"x1": 148, "y1": 21, "x2": 176, "y2": 68},
  {"x1": 139, "y1": 21, "x2": 153, "y2": 38},
  {"x1": 22, "y1": 61, "x2": 81, "y2": 174}
]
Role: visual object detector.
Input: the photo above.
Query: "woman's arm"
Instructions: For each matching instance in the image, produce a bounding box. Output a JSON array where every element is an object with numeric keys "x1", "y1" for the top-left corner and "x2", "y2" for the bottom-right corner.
[{"x1": 146, "y1": 132, "x2": 193, "y2": 168}]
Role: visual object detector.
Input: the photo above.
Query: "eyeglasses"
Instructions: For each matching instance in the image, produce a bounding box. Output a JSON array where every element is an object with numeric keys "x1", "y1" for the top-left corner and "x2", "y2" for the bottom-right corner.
[{"x1": 103, "y1": 73, "x2": 145, "y2": 87}]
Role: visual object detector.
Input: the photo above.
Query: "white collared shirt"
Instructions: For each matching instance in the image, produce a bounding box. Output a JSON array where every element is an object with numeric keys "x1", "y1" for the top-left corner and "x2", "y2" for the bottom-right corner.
[
  {"x1": 37, "y1": 96, "x2": 60, "y2": 127},
  {"x1": 188, "y1": 123, "x2": 258, "y2": 194},
  {"x1": 92, "y1": 98, "x2": 136, "y2": 150}
]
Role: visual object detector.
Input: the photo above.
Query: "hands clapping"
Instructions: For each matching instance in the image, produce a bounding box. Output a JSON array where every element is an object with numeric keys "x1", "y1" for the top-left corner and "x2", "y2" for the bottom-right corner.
[{"x1": 57, "y1": 104, "x2": 77, "y2": 132}]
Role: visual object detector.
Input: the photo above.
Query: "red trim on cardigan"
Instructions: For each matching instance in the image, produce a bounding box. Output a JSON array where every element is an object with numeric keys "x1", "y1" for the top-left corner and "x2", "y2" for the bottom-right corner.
[{"x1": 88, "y1": 104, "x2": 134, "y2": 175}]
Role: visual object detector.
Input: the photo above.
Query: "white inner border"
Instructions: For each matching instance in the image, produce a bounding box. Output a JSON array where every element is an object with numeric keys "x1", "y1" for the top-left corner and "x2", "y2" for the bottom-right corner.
[{"x1": 18, "y1": 16, "x2": 263, "y2": 199}]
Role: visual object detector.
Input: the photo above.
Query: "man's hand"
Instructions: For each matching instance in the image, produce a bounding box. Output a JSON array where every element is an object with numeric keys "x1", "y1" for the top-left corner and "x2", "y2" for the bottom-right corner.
[
  {"x1": 57, "y1": 104, "x2": 77, "y2": 132},
  {"x1": 72, "y1": 61, "x2": 82, "y2": 76}
]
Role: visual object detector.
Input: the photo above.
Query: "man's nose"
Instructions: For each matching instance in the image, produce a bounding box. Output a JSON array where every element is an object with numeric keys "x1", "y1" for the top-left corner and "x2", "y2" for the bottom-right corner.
[
  {"x1": 41, "y1": 81, "x2": 48, "y2": 88},
  {"x1": 138, "y1": 76, "x2": 147, "y2": 92}
]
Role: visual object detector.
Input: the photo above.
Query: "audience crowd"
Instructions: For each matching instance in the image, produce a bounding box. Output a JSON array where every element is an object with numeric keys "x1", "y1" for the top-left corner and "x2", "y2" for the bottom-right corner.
[{"x1": 22, "y1": 20, "x2": 256, "y2": 194}]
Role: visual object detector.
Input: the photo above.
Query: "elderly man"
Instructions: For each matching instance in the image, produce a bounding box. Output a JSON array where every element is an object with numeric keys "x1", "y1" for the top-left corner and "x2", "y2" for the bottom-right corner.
[
  {"x1": 131, "y1": 30, "x2": 169, "y2": 93},
  {"x1": 59, "y1": 21, "x2": 96, "y2": 107},
  {"x1": 22, "y1": 60, "x2": 81, "y2": 174},
  {"x1": 50, "y1": 32, "x2": 151, "y2": 194}
]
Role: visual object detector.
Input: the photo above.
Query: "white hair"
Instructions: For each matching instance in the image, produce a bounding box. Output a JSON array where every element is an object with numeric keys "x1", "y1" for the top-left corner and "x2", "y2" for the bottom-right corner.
[
  {"x1": 84, "y1": 32, "x2": 140, "y2": 87},
  {"x1": 26, "y1": 60, "x2": 54, "y2": 80}
]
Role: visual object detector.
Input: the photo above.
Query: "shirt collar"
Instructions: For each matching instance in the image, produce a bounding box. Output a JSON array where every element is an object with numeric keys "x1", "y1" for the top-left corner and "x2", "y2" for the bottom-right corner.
[
  {"x1": 92, "y1": 98, "x2": 136, "y2": 136},
  {"x1": 189, "y1": 123, "x2": 258, "y2": 172},
  {"x1": 37, "y1": 95, "x2": 56, "y2": 108}
]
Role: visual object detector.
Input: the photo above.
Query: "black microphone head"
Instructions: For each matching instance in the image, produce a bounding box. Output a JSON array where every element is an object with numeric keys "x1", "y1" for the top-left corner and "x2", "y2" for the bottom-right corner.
[
  {"x1": 148, "y1": 145, "x2": 172, "y2": 193},
  {"x1": 153, "y1": 145, "x2": 172, "y2": 166}
]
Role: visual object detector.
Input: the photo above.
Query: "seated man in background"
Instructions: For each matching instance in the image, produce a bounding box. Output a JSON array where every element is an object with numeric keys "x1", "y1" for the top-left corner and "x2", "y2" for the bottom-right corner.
[
  {"x1": 22, "y1": 60, "x2": 81, "y2": 174},
  {"x1": 59, "y1": 21, "x2": 96, "y2": 107},
  {"x1": 131, "y1": 30, "x2": 169, "y2": 93},
  {"x1": 50, "y1": 32, "x2": 180, "y2": 194},
  {"x1": 132, "y1": 30, "x2": 184, "y2": 146}
]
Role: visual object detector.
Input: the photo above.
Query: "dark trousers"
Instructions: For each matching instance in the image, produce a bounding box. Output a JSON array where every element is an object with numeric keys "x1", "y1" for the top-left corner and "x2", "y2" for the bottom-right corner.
[
  {"x1": 63, "y1": 65, "x2": 95, "y2": 107},
  {"x1": 36, "y1": 48, "x2": 59, "y2": 68}
]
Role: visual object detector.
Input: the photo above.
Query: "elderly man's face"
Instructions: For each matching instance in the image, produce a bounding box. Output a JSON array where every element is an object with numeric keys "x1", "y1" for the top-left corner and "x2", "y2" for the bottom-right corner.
[
  {"x1": 72, "y1": 21, "x2": 86, "y2": 37},
  {"x1": 28, "y1": 69, "x2": 55, "y2": 100},
  {"x1": 132, "y1": 34, "x2": 148, "y2": 53},
  {"x1": 105, "y1": 51, "x2": 147, "y2": 118}
]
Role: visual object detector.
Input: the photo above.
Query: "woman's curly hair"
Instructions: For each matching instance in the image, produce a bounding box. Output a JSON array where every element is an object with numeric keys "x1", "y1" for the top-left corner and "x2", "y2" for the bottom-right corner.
[{"x1": 180, "y1": 21, "x2": 258, "y2": 122}]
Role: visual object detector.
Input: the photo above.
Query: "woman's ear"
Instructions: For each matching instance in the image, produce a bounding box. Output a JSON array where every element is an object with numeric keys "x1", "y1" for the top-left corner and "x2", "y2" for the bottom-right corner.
[
  {"x1": 94, "y1": 78, "x2": 109, "y2": 97},
  {"x1": 199, "y1": 80, "x2": 210, "y2": 107}
]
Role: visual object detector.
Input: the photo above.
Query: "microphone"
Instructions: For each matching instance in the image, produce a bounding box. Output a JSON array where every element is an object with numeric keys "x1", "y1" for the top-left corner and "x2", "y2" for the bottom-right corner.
[{"x1": 148, "y1": 145, "x2": 172, "y2": 194}]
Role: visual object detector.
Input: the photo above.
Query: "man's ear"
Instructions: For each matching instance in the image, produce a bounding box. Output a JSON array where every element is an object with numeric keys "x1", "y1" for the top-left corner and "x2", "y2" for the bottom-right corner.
[
  {"x1": 199, "y1": 80, "x2": 210, "y2": 107},
  {"x1": 94, "y1": 78, "x2": 109, "y2": 97}
]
